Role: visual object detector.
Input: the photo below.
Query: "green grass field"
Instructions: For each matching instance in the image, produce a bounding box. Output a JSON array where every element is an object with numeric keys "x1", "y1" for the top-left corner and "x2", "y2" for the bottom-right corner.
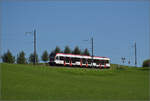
[{"x1": 1, "y1": 63, "x2": 149, "y2": 100}]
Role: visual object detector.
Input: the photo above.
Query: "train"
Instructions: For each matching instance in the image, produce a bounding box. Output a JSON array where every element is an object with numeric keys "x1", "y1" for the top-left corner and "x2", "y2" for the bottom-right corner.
[{"x1": 49, "y1": 53, "x2": 110, "y2": 69}]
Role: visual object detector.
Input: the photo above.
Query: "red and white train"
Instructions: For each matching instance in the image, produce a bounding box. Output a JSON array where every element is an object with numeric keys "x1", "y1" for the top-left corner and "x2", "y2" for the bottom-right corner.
[{"x1": 49, "y1": 53, "x2": 110, "y2": 68}]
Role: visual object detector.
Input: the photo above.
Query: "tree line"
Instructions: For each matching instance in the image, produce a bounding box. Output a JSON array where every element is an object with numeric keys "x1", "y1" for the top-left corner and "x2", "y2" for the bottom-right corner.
[{"x1": 1, "y1": 46, "x2": 90, "y2": 64}]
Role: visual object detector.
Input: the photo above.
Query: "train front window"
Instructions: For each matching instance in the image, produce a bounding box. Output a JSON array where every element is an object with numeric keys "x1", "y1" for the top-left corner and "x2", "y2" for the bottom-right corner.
[
  {"x1": 105, "y1": 60, "x2": 109, "y2": 63},
  {"x1": 56, "y1": 56, "x2": 59, "y2": 60}
]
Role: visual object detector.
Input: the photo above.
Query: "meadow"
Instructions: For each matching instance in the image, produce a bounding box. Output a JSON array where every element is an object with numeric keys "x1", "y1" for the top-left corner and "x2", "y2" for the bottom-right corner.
[{"x1": 1, "y1": 63, "x2": 149, "y2": 100}]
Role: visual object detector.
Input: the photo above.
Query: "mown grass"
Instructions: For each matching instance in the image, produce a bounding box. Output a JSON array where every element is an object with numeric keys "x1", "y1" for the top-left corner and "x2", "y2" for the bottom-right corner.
[{"x1": 1, "y1": 63, "x2": 149, "y2": 100}]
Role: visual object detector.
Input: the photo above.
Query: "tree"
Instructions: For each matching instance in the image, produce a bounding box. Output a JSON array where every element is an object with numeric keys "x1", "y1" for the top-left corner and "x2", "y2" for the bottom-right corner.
[
  {"x1": 41, "y1": 50, "x2": 49, "y2": 63},
  {"x1": 82, "y1": 48, "x2": 90, "y2": 56},
  {"x1": 72, "y1": 46, "x2": 81, "y2": 55},
  {"x1": 17, "y1": 51, "x2": 26, "y2": 64},
  {"x1": 64, "y1": 46, "x2": 71, "y2": 54},
  {"x1": 49, "y1": 50, "x2": 54, "y2": 57},
  {"x1": 54, "y1": 46, "x2": 61, "y2": 54},
  {"x1": 2, "y1": 50, "x2": 15, "y2": 63},
  {"x1": 49, "y1": 46, "x2": 61, "y2": 59},
  {"x1": 143, "y1": 59, "x2": 150, "y2": 67},
  {"x1": 29, "y1": 53, "x2": 39, "y2": 64}
]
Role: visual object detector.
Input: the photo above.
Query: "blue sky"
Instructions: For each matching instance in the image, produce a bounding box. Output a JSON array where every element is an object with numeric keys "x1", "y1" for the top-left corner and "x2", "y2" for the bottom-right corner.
[{"x1": 1, "y1": 1, "x2": 150, "y2": 66}]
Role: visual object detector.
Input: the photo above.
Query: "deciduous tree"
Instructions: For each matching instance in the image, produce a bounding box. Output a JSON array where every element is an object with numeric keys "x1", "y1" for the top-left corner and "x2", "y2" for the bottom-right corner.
[{"x1": 143, "y1": 59, "x2": 150, "y2": 67}]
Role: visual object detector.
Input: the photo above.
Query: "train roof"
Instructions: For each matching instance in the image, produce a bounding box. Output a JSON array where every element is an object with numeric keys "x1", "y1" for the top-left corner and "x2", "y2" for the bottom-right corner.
[{"x1": 56, "y1": 53, "x2": 110, "y2": 60}]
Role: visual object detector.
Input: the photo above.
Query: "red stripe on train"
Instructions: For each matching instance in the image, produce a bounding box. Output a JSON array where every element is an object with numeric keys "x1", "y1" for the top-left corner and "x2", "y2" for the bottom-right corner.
[
  {"x1": 99, "y1": 63, "x2": 102, "y2": 69},
  {"x1": 70, "y1": 59, "x2": 72, "y2": 66},
  {"x1": 104, "y1": 64, "x2": 107, "y2": 68},
  {"x1": 86, "y1": 63, "x2": 88, "y2": 67},
  {"x1": 80, "y1": 59, "x2": 82, "y2": 67},
  {"x1": 64, "y1": 60, "x2": 66, "y2": 66}
]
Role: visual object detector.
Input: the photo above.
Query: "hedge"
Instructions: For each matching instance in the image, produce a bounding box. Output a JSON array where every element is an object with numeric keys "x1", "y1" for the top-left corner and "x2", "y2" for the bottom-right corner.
[{"x1": 142, "y1": 59, "x2": 150, "y2": 67}]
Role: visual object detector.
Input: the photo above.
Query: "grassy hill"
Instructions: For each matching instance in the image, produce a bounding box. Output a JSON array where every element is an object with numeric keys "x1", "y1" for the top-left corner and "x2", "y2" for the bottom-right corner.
[{"x1": 1, "y1": 63, "x2": 149, "y2": 100}]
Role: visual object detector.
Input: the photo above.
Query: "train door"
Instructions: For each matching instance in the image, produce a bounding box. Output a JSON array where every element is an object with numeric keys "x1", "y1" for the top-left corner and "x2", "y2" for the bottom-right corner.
[
  {"x1": 64, "y1": 57, "x2": 66, "y2": 66},
  {"x1": 86, "y1": 59, "x2": 88, "y2": 67},
  {"x1": 69, "y1": 58, "x2": 72, "y2": 66},
  {"x1": 80, "y1": 59, "x2": 82, "y2": 67}
]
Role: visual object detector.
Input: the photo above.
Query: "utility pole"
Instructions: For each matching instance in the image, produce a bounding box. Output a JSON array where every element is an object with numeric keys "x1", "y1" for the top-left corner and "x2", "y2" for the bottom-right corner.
[
  {"x1": 91, "y1": 37, "x2": 94, "y2": 68},
  {"x1": 83, "y1": 36, "x2": 94, "y2": 68},
  {"x1": 33, "y1": 29, "x2": 36, "y2": 65},
  {"x1": 135, "y1": 42, "x2": 137, "y2": 67},
  {"x1": 25, "y1": 29, "x2": 37, "y2": 65}
]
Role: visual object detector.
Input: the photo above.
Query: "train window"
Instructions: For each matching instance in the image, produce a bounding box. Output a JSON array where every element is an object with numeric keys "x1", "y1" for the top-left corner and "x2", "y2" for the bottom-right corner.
[
  {"x1": 65, "y1": 57, "x2": 70, "y2": 63},
  {"x1": 100, "y1": 60, "x2": 109, "y2": 65},
  {"x1": 88, "y1": 59, "x2": 92, "y2": 64},
  {"x1": 94, "y1": 59, "x2": 99, "y2": 65},
  {"x1": 72, "y1": 58, "x2": 76, "y2": 63},
  {"x1": 99, "y1": 60, "x2": 104, "y2": 65},
  {"x1": 82, "y1": 58, "x2": 86, "y2": 64},
  {"x1": 75, "y1": 58, "x2": 80, "y2": 62},
  {"x1": 60, "y1": 56, "x2": 64, "y2": 60}
]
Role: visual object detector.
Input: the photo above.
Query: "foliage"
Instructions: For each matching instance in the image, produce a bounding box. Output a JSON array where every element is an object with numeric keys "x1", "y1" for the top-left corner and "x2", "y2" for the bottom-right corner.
[
  {"x1": 49, "y1": 51, "x2": 55, "y2": 58},
  {"x1": 142, "y1": 59, "x2": 150, "y2": 67},
  {"x1": 64, "y1": 46, "x2": 72, "y2": 54},
  {"x1": 49, "y1": 46, "x2": 61, "y2": 58},
  {"x1": 17, "y1": 51, "x2": 26, "y2": 64},
  {"x1": 72, "y1": 46, "x2": 81, "y2": 55},
  {"x1": 54, "y1": 46, "x2": 61, "y2": 54},
  {"x1": 41, "y1": 50, "x2": 49, "y2": 63},
  {"x1": 2, "y1": 50, "x2": 15, "y2": 63},
  {"x1": 29, "y1": 53, "x2": 39, "y2": 64},
  {"x1": 82, "y1": 48, "x2": 90, "y2": 56}
]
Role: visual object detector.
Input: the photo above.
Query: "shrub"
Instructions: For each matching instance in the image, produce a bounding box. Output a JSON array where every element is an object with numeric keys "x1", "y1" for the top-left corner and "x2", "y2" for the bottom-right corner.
[{"x1": 142, "y1": 59, "x2": 150, "y2": 67}]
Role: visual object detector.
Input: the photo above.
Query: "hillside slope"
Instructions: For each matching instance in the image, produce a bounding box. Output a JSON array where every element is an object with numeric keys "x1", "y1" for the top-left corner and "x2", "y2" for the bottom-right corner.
[{"x1": 1, "y1": 63, "x2": 149, "y2": 100}]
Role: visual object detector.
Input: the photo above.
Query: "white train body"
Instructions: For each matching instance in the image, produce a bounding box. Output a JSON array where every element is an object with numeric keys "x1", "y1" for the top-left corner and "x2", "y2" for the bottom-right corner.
[{"x1": 49, "y1": 53, "x2": 110, "y2": 68}]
